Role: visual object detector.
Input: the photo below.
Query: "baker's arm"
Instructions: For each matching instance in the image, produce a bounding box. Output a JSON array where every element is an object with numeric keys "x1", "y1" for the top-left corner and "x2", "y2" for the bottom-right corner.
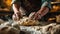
[
  {"x1": 12, "y1": 3, "x2": 20, "y2": 14},
  {"x1": 12, "y1": 3, "x2": 22, "y2": 21},
  {"x1": 33, "y1": 1, "x2": 50, "y2": 20}
]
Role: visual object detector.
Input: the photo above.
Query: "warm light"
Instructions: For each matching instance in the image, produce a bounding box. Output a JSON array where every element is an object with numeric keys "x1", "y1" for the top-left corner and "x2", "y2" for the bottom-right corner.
[
  {"x1": 53, "y1": 5, "x2": 56, "y2": 9},
  {"x1": 3, "y1": 0, "x2": 12, "y2": 8},
  {"x1": 53, "y1": 5, "x2": 59, "y2": 11},
  {"x1": 48, "y1": 18, "x2": 55, "y2": 21},
  {"x1": 51, "y1": 5, "x2": 60, "y2": 12}
]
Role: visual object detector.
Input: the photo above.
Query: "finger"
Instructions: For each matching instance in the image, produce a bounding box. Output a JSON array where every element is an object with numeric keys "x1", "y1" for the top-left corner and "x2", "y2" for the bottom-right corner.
[
  {"x1": 29, "y1": 12, "x2": 36, "y2": 19},
  {"x1": 12, "y1": 14, "x2": 17, "y2": 21},
  {"x1": 33, "y1": 13, "x2": 38, "y2": 20}
]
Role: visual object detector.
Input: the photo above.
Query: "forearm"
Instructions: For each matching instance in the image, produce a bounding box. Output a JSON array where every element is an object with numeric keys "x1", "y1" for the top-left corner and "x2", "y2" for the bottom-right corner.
[
  {"x1": 12, "y1": 4, "x2": 20, "y2": 14},
  {"x1": 37, "y1": 1, "x2": 49, "y2": 14},
  {"x1": 37, "y1": 7, "x2": 47, "y2": 14},
  {"x1": 12, "y1": 4, "x2": 22, "y2": 20}
]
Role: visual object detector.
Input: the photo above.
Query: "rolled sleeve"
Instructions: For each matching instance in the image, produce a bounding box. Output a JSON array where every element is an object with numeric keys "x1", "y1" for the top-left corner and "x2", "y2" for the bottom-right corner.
[
  {"x1": 41, "y1": 1, "x2": 48, "y2": 8},
  {"x1": 41, "y1": 0, "x2": 51, "y2": 9}
]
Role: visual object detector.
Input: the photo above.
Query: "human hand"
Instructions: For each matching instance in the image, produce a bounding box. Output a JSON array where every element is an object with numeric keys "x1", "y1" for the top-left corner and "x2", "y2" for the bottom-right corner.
[
  {"x1": 33, "y1": 12, "x2": 42, "y2": 20},
  {"x1": 33, "y1": 7, "x2": 49, "y2": 20},
  {"x1": 29, "y1": 12, "x2": 36, "y2": 19},
  {"x1": 29, "y1": 12, "x2": 41, "y2": 20},
  {"x1": 12, "y1": 13, "x2": 21, "y2": 21}
]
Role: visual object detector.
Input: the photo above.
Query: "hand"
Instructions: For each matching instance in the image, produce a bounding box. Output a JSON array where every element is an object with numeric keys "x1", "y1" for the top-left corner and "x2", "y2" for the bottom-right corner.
[
  {"x1": 12, "y1": 13, "x2": 22, "y2": 21},
  {"x1": 34, "y1": 7, "x2": 49, "y2": 20},
  {"x1": 12, "y1": 14, "x2": 19, "y2": 21},
  {"x1": 33, "y1": 12, "x2": 42, "y2": 20},
  {"x1": 29, "y1": 12, "x2": 36, "y2": 19},
  {"x1": 29, "y1": 12, "x2": 41, "y2": 20}
]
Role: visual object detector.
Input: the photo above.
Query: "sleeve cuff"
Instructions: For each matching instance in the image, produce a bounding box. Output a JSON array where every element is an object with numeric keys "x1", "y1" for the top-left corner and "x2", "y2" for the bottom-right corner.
[{"x1": 41, "y1": 1, "x2": 48, "y2": 8}]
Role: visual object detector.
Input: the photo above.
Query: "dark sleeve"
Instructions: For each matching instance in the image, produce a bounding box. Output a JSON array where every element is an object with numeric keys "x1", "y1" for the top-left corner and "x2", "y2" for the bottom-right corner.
[{"x1": 47, "y1": 1, "x2": 51, "y2": 9}]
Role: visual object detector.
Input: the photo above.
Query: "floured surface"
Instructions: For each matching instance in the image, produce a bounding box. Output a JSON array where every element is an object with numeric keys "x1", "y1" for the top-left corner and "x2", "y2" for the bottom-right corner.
[
  {"x1": 20, "y1": 23, "x2": 60, "y2": 34},
  {"x1": 0, "y1": 18, "x2": 60, "y2": 34}
]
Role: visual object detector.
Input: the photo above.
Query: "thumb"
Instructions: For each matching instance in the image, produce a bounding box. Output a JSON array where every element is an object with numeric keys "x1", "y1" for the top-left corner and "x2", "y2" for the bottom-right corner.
[{"x1": 29, "y1": 12, "x2": 36, "y2": 19}]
